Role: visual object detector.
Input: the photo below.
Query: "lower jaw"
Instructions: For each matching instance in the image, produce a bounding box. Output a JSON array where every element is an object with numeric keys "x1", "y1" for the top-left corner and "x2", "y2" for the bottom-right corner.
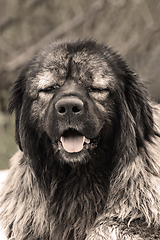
[{"x1": 56, "y1": 148, "x2": 91, "y2": 166}]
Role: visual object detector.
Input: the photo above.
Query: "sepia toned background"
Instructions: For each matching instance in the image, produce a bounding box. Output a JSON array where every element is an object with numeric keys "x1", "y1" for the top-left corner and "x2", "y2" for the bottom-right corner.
[{"x1": 0, "y1": 0, "x2": 160, "y2": 169}]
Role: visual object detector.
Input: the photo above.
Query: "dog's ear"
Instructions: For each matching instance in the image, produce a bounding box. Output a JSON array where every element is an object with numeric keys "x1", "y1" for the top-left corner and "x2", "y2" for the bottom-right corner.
[
  {"x1": 124, "y1": 73, "x2": 155, "y2": 147},
  {"x1": 8, "y1": 72, "x2": 25, "y2": 151},
  {"x1": 111, "y1": 68, "x2": 157, "y2": 167},
  {"x1": 108, "y1": 53, "x2": 156, "y2": 152}
]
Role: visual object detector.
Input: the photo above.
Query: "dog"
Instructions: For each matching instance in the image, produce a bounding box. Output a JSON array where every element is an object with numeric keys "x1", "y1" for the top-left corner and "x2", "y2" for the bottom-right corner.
[{"x1": 0, "y1": 39, "x2": 160, "y2": 239}]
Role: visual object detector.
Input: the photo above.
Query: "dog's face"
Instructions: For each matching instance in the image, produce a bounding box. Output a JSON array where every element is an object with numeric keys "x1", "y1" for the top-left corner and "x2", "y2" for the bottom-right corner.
[{"x1": 9, "y1": 40, "x2": 154, "y2": 170}]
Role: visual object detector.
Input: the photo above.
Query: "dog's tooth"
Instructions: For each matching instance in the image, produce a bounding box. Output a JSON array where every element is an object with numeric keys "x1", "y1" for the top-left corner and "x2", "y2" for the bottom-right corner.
[{"x1": 85, "y1": 138, "x2": 90, "y2": 144}]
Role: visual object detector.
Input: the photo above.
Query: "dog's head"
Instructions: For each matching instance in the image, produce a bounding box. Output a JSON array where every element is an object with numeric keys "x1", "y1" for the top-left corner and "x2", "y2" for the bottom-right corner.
[{"x1": 8, "y1": 40, "x2": 155, "y2": 171}]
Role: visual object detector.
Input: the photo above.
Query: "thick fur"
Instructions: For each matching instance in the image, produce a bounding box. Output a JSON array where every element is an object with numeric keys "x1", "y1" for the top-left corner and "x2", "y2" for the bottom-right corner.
[{"x1": 0, "y1": 40, "x2": 160, "y2": 240}]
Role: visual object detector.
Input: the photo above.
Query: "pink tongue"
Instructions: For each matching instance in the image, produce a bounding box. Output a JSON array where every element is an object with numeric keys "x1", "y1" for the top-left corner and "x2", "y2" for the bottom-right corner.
[{"x1": 61, "y1": 135, "x2": 85, "y2": 153}]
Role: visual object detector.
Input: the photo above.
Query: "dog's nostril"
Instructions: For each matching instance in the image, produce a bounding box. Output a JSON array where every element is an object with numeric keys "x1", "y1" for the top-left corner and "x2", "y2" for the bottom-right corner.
[
  {"x1": 72, "y1": 106, "x2": 81, "y2": 113},
  {"x1": 59, "y1": 106, "x2": 66, "y2": 114}
]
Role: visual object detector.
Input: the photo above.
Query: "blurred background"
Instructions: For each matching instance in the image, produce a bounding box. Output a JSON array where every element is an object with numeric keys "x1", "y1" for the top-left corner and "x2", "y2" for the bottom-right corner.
[{"x1": 0, "y1": 0, "x2": 160, "y2": 169}]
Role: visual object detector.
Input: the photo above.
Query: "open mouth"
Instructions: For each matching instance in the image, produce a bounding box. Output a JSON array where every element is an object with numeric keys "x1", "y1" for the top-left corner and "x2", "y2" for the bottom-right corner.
[
  {"x1": 56, "y1": 129, "x2": 98, "y2": 153},
  {"x1": 58, "y1": 129, "x2": 90, "y2": 153}
]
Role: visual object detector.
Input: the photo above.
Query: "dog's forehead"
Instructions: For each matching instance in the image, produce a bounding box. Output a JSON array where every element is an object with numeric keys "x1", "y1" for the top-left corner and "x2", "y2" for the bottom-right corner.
[
  {"x1": 71, "y1": 52, "x2": 114, "y2": 87},
  {"x1": 27, "y1": 46, "x2": 114, "y2": 95}
]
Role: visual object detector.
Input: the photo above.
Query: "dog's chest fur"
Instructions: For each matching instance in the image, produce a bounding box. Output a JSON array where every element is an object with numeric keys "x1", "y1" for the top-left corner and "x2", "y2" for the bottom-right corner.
[{"x1": 47, "y1": 164, "x2": 109, "y2": 239}]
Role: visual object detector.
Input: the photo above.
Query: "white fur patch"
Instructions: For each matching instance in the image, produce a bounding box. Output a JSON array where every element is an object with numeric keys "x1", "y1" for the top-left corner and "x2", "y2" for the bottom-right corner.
[{"x1": 38, "y1": 71, "x2": 53, "y2": 90}]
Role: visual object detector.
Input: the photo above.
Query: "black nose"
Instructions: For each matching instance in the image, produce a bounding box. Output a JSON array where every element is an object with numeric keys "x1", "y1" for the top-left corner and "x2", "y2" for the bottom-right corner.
[{"x1": 55, "y1": 97, "x2": 84, "y2": 117}]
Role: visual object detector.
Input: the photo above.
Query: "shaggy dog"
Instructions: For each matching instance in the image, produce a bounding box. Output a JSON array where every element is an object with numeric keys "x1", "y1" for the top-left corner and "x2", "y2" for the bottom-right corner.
[{"x1": 0, "y1": 40, "x2": 160, "y2": 240}]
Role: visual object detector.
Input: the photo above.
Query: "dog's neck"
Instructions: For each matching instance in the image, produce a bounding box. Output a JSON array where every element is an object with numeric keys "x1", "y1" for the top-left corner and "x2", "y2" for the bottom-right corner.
[{"x1": 47, "y1": 162, "x2": 110, "y2": 240}]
